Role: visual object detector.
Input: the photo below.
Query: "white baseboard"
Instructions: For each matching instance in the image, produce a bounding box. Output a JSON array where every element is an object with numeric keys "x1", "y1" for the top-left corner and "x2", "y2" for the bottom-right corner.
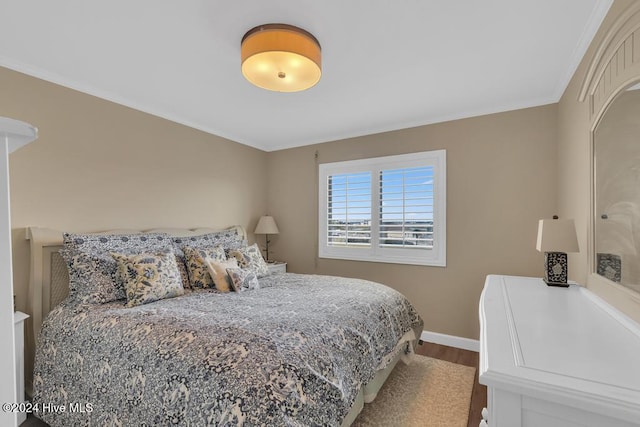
[{"x1": 420, "y1": 330, "x2": 480, "y2": 352}]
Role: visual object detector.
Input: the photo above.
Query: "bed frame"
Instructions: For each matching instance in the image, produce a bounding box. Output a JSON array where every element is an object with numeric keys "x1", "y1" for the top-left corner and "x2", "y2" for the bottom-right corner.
[{"x1": 25, "y1": 224, "x2": 403, "y2": 426}]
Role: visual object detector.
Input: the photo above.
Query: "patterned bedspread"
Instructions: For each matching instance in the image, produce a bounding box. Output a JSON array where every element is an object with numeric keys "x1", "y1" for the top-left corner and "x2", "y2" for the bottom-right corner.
[{"x1": 33, "y1": 273, "x2": 423, "y2": 426}]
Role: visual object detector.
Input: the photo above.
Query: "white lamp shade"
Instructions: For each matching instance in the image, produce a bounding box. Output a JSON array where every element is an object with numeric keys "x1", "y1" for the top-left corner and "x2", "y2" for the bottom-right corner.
[
  {"x1": 254, "y1": 216, "x2": 279, "y2": 235},
  {"x1": 536, "y1": 219, "x2": 579, "y2": 253}
]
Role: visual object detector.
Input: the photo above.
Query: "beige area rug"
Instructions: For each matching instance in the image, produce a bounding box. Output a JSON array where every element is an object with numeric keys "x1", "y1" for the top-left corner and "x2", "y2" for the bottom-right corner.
[{"x1": 353, "y1": 355, "x2": 476, "y2": 427}]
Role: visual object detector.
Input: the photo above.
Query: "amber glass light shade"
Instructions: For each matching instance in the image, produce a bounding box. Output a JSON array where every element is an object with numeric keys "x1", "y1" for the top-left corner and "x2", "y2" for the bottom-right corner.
[{"x1": 241, "y1": 24, "x2": 321, "y2": 92}]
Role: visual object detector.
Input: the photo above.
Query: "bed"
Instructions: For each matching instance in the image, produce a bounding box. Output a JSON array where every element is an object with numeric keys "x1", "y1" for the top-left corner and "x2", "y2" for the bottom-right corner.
[{"x1": 27, "y1": 225, "x2": 423, "y2": 426}]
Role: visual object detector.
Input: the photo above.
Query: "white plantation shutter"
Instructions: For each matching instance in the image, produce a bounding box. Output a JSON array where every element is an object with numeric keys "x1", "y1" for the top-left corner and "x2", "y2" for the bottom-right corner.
[
  {"x1": 379, "y1": 166, "x2": 434, "y2": 248},
  {"x1": 327, "y1": 172, "x2": 372, "y2": 247},
  {"x1": 319, "y1": 150, "x2": 446, "y2": 266}
]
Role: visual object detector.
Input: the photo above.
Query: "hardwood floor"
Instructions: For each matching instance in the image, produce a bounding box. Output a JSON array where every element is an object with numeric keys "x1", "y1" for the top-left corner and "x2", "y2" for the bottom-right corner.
[
  {"x1": 21, "y1": 342, "x2": 486, "y2": 427},
  {"x1": 416, "y1": 341, "x2": 487, "y2": 427}
]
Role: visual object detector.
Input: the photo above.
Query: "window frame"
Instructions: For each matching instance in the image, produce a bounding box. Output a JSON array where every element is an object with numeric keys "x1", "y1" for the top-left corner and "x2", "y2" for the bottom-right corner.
[{"x1": 318, "y1": 150, "x2": 446, "y2": 267}]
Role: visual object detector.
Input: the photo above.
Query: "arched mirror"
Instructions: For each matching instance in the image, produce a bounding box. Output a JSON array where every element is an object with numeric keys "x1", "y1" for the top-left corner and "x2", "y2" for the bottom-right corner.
[{"x1": 594, "y1": 81, "x2": 640, "y2": 294}]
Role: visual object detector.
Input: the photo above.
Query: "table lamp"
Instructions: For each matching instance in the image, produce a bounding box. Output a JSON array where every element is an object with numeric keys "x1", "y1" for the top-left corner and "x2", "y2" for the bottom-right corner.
[
  {"x1": 254, "y1": 215, "x2": 279, "y2": 262},
  {"x1": 536, "y1": 216, "x2": 579, "y2": 287}
]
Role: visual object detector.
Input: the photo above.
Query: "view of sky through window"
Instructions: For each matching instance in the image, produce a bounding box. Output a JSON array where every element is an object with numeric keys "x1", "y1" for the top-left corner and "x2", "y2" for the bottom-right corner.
[{"x1": 327, "y1": 166, "x2": 434, "y2": 248}]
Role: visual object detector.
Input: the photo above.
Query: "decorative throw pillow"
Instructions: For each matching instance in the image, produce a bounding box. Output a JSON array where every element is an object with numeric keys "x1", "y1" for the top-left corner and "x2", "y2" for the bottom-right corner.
[
  {"x1": 111, "y1": 251, "x2": 184, "y2": 307},
  {"x1": 60, "y1": 248, "x2": 125, "y2": 304},
  {"x1": 171, "y1": 229, "x2": 245, "y2": 258},
  {"x1": 223, "y1": 239, "x2": 249, "y2": 258},
  {"x1": 226, "y1": 267, "x2": 260, "y2": 292},
  {"x1": 64, "y1": 232, "x2": 173, "y2": 254},
  {"x1": 171, "y1": 230, "x2": 245, "y2": 288},
  {"x1": 174, "y1": 260, "x2": 191, "y2": 290},
  {"x1": 182, "y1": 246, "x2": 226, "y2": 289},
  {"x1": 61, "y1": 232, "x2": 174, "y2": 303},
  {"x1": 204, "y1": 258, "x2": 239, "y2": 293},
  {"x1": 229, "y1": 243, "x2": 270, "y2": 278}
]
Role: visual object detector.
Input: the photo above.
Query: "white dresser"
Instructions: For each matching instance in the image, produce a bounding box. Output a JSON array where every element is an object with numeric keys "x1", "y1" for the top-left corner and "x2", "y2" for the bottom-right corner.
[{"x1": 479, "y1": 275, "x2": 640, "y2": 427}]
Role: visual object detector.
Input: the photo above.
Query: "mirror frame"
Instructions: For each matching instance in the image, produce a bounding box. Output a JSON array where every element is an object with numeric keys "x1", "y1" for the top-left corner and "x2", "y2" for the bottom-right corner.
[
  {"x1": 581, "y1": 2, "x2": 640, "y2": 307},
  {"x1": 590, "y1": 79, "x2": 640, "y2": 299}
]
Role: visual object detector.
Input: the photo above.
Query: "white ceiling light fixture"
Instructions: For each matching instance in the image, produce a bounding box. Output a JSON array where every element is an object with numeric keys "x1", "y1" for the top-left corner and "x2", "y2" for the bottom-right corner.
[{"x1": 241, "y1": 23, "x2": 322, "y2": 92}]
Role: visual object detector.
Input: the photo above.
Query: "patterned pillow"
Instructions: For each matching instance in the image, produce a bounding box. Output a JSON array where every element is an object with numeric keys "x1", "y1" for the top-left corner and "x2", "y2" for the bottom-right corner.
[
  {"x1": 60, "y1": 249, "x2": 124, "y2": 304},
  {"x1": 171, "y1": 229, "x2": 245, "y2": 258},
  {"x1": 111, "y1": 251, "x2": 184, "y2": 307},
  {"x1": 174, "y1": 260, "x2": 191, "y2": 291},
  {"x1": 182, "y1": 246, "x2": 226, "y2": 289},
  {"x1": 171, "y1": 230, "x2": 245, "y2": 287},
  {"x1": 226, "y1": 267, "x2": 260, "y2": 292},
  {"x1": 61, "y1": 232, "x2": 174, "y2": 303},
  {"x1": 64, "y1": 232, "x2": 173, "y2": 253},
  {"x1": 229, "y1": 243, "x2": 270, "y2": 278},
  {"x1": 222, "y1": 239, "x2": 249, "y2": 258},
  {"x1": 204, "y1": 258, "x2": 239, "y2": 293}
]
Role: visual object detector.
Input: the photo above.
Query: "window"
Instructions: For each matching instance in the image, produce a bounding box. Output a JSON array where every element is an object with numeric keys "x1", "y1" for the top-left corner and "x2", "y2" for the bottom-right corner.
[{"x1": 319, "y1": 150, "x2": 446, "y2": 266}]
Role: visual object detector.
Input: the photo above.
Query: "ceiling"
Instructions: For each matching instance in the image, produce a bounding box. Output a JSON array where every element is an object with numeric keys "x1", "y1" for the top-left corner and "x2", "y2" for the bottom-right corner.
[{"x1": 0, "y1": 1, "x2": 612, "y2": 152}]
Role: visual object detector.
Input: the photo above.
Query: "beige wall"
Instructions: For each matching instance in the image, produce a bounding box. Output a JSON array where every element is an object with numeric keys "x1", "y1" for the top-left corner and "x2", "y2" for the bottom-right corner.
[
  {"x1": 558, "y1": 0, "x2": 640, "y2": 323},
  {"x1": 0, "y1": 66, "x2": 268, "y2": 353},
  {"x1": 266, "y1": 104, "x2": 558, "y2": 340}
]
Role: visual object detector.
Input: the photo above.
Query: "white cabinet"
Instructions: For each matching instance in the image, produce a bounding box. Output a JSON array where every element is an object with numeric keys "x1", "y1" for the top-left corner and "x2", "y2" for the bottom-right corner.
[
  {"x1": 479, "y1": 275, "x2": 640, "y2": 427},
  {"x1": 13, "y1": 312, "x2": 28, "y2": 426},
  {"x1": 0, "y1": 118, "x2": 37, "y2": 427}
]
